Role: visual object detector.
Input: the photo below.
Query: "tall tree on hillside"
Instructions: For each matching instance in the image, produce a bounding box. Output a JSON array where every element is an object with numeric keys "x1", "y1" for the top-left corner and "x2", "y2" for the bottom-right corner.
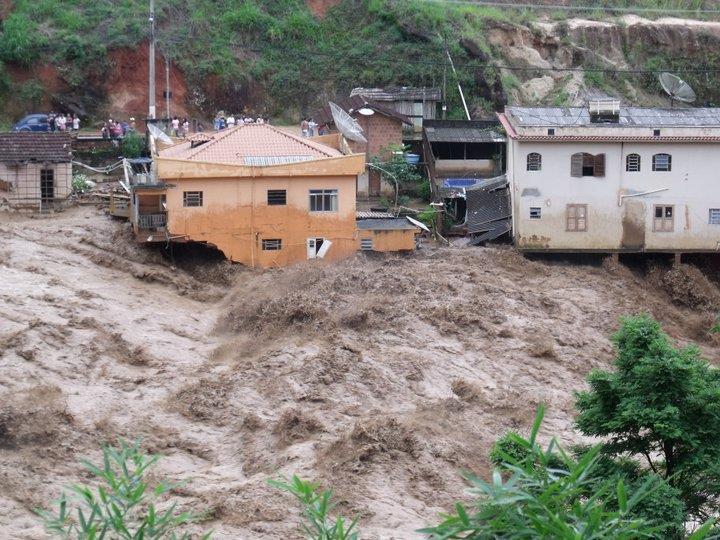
[{"x1": 575, "y1": 314, "x2": 720, "y2": 520}]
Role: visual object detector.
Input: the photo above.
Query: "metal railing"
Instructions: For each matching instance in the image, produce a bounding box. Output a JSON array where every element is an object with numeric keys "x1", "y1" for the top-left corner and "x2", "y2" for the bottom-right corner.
[{"x1": 138, "y1": 213, "x2": 167, "y2": 229}]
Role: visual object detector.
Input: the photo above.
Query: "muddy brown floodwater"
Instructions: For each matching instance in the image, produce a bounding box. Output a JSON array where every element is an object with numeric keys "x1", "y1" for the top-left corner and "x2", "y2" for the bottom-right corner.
[{"x1": 1, "y1": 207, "x2": 718, "y2": 539}]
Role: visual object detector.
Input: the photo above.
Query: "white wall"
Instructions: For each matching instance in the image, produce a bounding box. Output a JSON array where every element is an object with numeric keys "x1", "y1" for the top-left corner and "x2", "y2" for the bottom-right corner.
[{"x1": 509, "y1": 141, "x2": 720, "y2": 251}]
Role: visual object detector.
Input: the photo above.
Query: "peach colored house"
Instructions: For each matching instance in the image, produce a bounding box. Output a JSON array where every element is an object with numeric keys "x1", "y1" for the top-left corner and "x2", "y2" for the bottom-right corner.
[{"x1": 131, "y1": 124, "x2": 367, "y2": 268}]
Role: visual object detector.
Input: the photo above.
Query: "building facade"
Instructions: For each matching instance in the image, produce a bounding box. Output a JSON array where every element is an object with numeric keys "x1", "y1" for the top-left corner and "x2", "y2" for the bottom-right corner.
[
  {"x1": 136, "y1": 124, "x2": 366, "y2": 268},
  {"x1": 0, "y1": 132, "x2": 72, "y2": 210},
  {"x1": 499, "y1": 104, "x2": 720, "y2": 253}
]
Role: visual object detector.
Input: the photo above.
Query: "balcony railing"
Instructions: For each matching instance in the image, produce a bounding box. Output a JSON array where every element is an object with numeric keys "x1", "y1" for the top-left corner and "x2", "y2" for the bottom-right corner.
[{"x1": 138, "y1": 213, "x2": 167, "y2": 229}]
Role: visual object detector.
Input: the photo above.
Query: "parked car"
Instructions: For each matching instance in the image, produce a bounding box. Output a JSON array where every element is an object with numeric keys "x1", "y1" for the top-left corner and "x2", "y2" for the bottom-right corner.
[{"x1": 13, "y1": 114, "x2": 49, "y2": 132}]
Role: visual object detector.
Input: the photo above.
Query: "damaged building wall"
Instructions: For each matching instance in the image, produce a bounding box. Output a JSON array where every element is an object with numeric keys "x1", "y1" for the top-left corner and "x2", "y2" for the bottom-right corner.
[
  {"x1": 510, "y1": 141, "x2": 720, "y2": 251},
  {"x1": 0, "y1": 162, "x2": 72, "y2": 208},
  {"x1": 162, "y1": 175, "x2": 358, "y2": 268}
]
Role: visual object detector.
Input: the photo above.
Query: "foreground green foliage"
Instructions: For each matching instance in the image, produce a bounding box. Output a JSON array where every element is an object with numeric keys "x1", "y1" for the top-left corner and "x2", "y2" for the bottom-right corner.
[
  {"x1": 268, "y1": 476, "x2": 359, "y2": 540},
  {"x1": 37, "y1": 440, "x2": 210, "y2": 539},
  {"x1": 576, "y1": 314, "x2": 720, "y2": 522},
  {"x1": 421, "y1": 404, "x2": 679, "y2": 539}
]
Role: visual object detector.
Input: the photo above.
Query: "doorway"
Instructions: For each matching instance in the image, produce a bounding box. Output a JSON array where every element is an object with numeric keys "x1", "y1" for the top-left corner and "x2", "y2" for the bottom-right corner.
[
  {"x1": 306, "y1": 237, "x2": 325, "y2": 259},
  {"x1": 40, "y1": 169, "x2": 55, "y2": 209}
]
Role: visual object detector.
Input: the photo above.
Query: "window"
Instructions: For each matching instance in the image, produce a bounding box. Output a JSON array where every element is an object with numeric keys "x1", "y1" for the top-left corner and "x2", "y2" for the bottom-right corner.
[
  {"x1": 309, "y1": 189, "x2": 338, "y2": 212},
  {"x1": 652, "y1": 153, "x2": 672, "y2": 172},
  {"x1": 527, "y1": 153, "x2": 542, "y2": 171},
  {"x1": 183, "y1": 191, "x2": 203, "y2": 207},
  {"x1": 653, "y1": 129, "x2": 661, "y2": 137},
  {"x1": 653, "y1": 205, "x2": 674, "y2": 232},
  {"x1": 262, "y1": 239, "x2": 282, "y2": 251},
  {"x1": 571, "y1": 153, "x2": 605, "y2": 177},
  {"x1": 626, "y1": 153, "x2": 641, "y2": 172},
  {"x1": 566, "y1": 204, "x2": 588, "y2": 232},
  {"x1": 529, "y1": 207, "x2": 542, "y2": 219},
  {"x1": 360, "y1": 238, "x2": 373, "y2": 251},
  {"x1": 710, "y1": 208, "x2": 720, "y2": 225},
  {"x1": 547, "y1": 128, "x2": 555, "y2": 136},
  {"x1": 267, "y1": 189, "x2": 287, "y2": 205}
]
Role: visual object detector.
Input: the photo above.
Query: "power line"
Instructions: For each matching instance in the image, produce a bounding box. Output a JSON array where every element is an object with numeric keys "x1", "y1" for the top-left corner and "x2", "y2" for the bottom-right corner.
[
  {"x1": 245, "y1": 46, "x2": 720, "y2": 75},
  {"x1": 415, "y1": 0, "x2": 720, "y2": 14}
]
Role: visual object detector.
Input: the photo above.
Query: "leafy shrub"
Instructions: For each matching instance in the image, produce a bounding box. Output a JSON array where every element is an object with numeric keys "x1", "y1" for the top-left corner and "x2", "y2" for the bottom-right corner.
[
  {"x1": 121, "y1": 132, "x2": 145, "y2": 159},
  {"x1": 0, "y1": 13, "x2": 44, "y2": 65},
  {"x1": 37, "y1": 440, "x2": 211, "y2": 539},
  {"x1": 72, "y1": 173, "x2": 93, "y2": 193},
  {"x1": 421, "y1": 405, "x2": 675, "y2": 539},
  {"x1": 268, "y1": 476, "x2": 359, "y2": 540}
]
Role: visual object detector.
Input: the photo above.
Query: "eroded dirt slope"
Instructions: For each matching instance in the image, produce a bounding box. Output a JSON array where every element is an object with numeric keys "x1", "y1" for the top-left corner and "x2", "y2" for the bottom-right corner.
[{"x1": 1, "y1": 208, "x2": 718, "y2": 539}]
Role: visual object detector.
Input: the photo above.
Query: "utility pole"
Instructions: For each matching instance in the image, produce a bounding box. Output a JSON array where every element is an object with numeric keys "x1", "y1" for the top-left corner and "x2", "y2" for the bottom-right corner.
[
  {"x1": 165, "y1": 56, "x2": 171, "y2": 119},
  {"x1": 148, "y1": 0, "x2": 156, "y2": 119},
  {"x1": 445, "y1": 48, "x2": 470, "y2": 121}
]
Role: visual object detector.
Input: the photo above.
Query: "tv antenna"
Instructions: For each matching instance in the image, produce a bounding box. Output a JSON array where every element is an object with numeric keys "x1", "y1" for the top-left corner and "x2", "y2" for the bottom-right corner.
[
  {"x1": 329, "y1": 102, "x2": 367, "y2": 143},
  {"x1": 659, "y1": 72, "x2": 696, "y2": 107}
]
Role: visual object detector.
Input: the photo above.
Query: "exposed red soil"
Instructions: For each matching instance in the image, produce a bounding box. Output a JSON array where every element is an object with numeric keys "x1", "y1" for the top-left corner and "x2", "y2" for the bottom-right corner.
[{"x1": 105, "y1": 43, "x2": 192, "y2": 121}]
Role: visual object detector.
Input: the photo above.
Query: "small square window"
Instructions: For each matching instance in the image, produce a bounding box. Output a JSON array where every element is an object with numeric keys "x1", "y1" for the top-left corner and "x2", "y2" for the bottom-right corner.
[
  {"x1": 262, "y1": 239, "x2": 282, "y2": 251},
  {"x1": 360, "y1": 238, "x2": 373, "y2": 251},
  {"x1": 710, "y1": 208, "x2": 720, "y2": 225},
  {"x1": 653, "y1": 129, "x2": 661, "y2": 137},
  {"x1": 530, "y1": 207, "x2": 541, "y2": 219},
  {"x1": 653, "y1": 205, "x2": 674, "y2": 232},
  {"x1": 547, "y1": 128, "x2": 555, "y2": 136},
  {"x1": 267, "y1": 189, "x2": 287, "y2": 205},
  {"x1": 309, "y1": 189, "x2": 338, "y2": 212},
  {"x1": 183, "y1": 191, "x2": 203, "y2": 207}
]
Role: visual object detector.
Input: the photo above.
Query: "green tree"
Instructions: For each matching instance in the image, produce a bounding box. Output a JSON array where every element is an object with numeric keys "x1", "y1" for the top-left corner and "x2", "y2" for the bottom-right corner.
[
  {"x1": 37, "y1": 440, "x2": 210, "y2": 539},
  {"x1": 576, "y1": 314, "x2": 720, "y2": 521},
  {"x1": 420, "y1": 404, "x2": 685, "y2": 539}
]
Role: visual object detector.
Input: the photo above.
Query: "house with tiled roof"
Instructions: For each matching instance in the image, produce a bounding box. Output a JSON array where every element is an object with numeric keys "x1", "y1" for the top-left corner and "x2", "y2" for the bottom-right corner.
[
  {"x1": 499, "y1": 102, "x2": 720, "y2": 255},
  {"x1": 0, "y1": 132, "x2": 73, "y2": 210},
  {"x1": 130, "y1": 123, "x2": 372, "y2": 268}
]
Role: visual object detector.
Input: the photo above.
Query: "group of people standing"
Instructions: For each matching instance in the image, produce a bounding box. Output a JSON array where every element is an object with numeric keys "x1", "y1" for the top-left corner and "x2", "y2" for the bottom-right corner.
[
  {"x1": 171, "y1": 117, "x2": 191, "y2": 138},
  {"x1": 214, "y1": 113, "x2": 268, "y2": 131},
  {"x1": 48, "y1": 112, "x2": 80, "y2": 132},
  {"x1": 101, "y1": 118, "x2": 136, "y2": 139},
  {"x1": 300, "y1": 117, "x2": 329, "y2": 137}
]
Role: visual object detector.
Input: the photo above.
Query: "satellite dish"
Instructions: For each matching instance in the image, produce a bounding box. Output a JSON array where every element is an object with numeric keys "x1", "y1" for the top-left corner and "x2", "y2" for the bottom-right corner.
[
  {"x1": 659, "y1": 72, "x2": 696, "y2": 106},
  {"x1": 357, "y1": 107, "x2": 375, "y2": 116},
  {"x1": 329, "y1": 102, "x2": 367, "y2": 143},
  {"x1": 147, "y1": 123, "x2": 173, "y2": 145}
]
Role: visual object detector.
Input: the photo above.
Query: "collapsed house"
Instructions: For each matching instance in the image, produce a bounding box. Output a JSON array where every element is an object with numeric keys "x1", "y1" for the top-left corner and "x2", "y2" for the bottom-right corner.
[
  {"x1": 0, "y1": 132, "x2": 73, "y2": 210},
  {"x1": 499, "y1": 101, "x2": 720, "y2": 253},
  {"x1": 129, "y1": 124, "x2": 421, "y2": 268},
  {"x1": 422, "y1": 119, "x2": 507, "y2": 238}
]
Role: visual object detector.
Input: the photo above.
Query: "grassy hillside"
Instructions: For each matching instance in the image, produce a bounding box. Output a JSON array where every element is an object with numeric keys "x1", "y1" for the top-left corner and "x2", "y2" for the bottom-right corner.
[{"x1": 2, "y1": 0, "x2": 720, "y2": 122}]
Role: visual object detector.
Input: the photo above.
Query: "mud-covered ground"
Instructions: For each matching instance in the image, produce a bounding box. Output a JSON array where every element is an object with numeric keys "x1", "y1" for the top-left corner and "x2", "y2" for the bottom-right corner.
[{"x1": 1, "y1": 207, "x2": 718, "y2": 539}]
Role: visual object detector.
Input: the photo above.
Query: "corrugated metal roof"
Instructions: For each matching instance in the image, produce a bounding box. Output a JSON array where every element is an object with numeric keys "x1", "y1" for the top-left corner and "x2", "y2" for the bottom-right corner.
[
  {"x1": 424, "y1": 120, "x2": 505, "y2": 143},
  {"x1": 507, "y1": 106, "x2": 720, "y2": 128},
  {"x1": 356, "y1": 210, "x2": 395, "y2": 219},
  {"x1": 351, "y1": 86, "x2": 442, "y2": 102},
  {"x1": 315, "y1": 96, "x2": 412, "y2": 126},
  {"x1": 357, "y1": 218, "x2": 417, "y2": 230}
]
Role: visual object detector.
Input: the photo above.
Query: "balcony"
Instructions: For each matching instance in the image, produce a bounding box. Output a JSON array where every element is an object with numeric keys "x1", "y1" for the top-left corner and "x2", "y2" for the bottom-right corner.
[{"x1": 138, "y1": 213, "x2": 167, "y2": 229}]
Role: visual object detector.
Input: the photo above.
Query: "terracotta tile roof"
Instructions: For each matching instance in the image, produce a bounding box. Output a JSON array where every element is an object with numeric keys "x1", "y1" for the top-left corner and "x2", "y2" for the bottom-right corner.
[
  {"x1": 0, "y1": 132, "x2": 72, "y2": 163},
  {"x1": 159, "y1": 124, "x2": 341, "y2": 165}
]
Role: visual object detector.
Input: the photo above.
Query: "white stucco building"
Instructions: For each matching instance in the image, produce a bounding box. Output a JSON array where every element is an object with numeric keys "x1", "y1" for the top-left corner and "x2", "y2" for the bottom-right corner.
[{"x1": 499, "y1": 103, "x2": 720, "y2": 253}]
